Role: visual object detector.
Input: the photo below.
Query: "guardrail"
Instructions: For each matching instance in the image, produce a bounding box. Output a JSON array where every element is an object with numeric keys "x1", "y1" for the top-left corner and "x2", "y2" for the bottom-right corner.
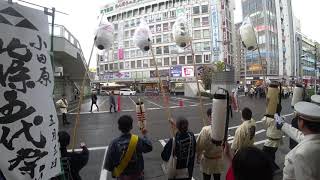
[{"x1": 49, "y1": 24, "x2": 88, "y2": 72}]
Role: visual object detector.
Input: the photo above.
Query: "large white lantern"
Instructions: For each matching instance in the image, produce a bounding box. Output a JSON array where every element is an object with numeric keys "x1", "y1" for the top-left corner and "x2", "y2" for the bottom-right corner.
[
  {"x1": 133, "y1": 20, "x2": 152, "y2": 51},
  {"x1": 94, "y1": 21, "x2": 114, "y2": 50},
  {"x1": 172, "y1": 17, "x2": 191, "y2": 48},
  {"x1": 240, "y1": 17, "x2": 258, "y2": 51},
  {"x1": 211, "y1": 93, "x2": 227, "y2": 142}
]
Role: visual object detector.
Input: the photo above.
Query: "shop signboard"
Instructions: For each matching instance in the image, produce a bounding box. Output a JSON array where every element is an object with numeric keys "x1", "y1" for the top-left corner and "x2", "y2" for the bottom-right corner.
[
  {"x1": 170, "y1": 66, "x2": 182, "y2": 77},
  {"x1": 182, "y1": 66, "x2": 194, "y2": 77}
]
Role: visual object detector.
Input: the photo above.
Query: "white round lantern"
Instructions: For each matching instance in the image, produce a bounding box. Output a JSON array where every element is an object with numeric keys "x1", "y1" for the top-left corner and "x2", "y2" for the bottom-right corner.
[
  {"x1": 94, "y1": 21, "x2": 114, "y2": 50},
  {"x1": 291, "y1": 84, "x2": 304, "y2": 107},
  {"x1": 172, "y1": 17, "x2": 191, "y2": 48},
  {"x1": 211, "y1": 93, "x2": 227, "y2": 141},
  {"x1": 240, "y1": 17, "x2": 258, "y2": 51},
  {"x1": 134, "y1": 20, "x2": 152, "y2": 51}
]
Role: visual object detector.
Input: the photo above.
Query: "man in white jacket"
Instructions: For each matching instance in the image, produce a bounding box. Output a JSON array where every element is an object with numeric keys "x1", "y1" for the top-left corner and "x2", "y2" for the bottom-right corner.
[
  {"x1": 276, "y1": 102, "x2": 320, "y2": 180},
  {"x1": 56, "y1": 95, "x2": 70, "y2": 125}
]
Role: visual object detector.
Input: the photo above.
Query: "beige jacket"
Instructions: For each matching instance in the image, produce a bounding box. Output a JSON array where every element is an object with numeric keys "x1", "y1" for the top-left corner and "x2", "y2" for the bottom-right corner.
[
  {"x1": 196, "y1": 126, "x2": 224, "y2": 174},
  {"x1": 282, "y1": 125, "x2": 320, "y2": 180},
  {"x1": 231, "y1": 119, "x2": 256, "y2": 152},
  {"x1": 261, "y1": 116, "x2": 283, "y2": 148},
  {"x1": 56, "y1": 98, "x2": 68, "y2": 114}
]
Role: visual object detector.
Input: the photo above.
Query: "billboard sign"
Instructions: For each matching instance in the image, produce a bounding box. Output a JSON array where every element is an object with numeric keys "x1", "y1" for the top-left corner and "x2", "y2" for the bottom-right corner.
[
  {"x1": 170, "y1": 66, "x2": 182, "y2": 77},
  {"x1": 182, "y1": 66, "x2": 194, "y2": 77},
  {"x1": 211, "y1": 0, "x2": 220, "y2": 61}
]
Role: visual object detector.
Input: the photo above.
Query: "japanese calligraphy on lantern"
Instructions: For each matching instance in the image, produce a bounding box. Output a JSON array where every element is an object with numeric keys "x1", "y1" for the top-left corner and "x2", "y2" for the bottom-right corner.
[{"x1": 0, "y1": 2, "x2": 60, "y2": 180}]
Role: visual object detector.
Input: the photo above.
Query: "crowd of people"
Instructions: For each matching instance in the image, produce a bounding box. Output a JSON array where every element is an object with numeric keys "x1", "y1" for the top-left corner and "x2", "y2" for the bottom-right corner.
[{"x1": 53, "y1": 83, "x2": 320, "y2": 180}]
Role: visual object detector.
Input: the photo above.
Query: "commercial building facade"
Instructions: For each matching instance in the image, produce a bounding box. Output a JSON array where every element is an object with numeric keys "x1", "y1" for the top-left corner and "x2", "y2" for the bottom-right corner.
[{"x1": 97, "y1": 0, "x2": 235, "y2": 91}]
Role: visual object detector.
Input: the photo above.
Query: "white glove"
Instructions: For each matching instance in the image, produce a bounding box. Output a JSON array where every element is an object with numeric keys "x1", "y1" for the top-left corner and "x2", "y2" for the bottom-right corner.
[{"x1": 275, "y1": 113, "x2": 284, "y2": 130}]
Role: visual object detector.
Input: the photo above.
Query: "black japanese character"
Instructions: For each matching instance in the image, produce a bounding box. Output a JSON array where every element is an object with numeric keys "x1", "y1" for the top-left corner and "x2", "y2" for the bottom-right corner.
[
  {"x1": 49, "y1": 115, "x2": 55, "y2": 126},
  {"x1": 8, "y1": 148, "x2": 48, "y2": 178},
  {"x1": 29, "y1": 35, "x2": 47, "y2": 51},
  {"x1": 0, "y1": 38, "x2": 32, "y2": 62},
  {"x1": 36, "y1": 165, "x2": 45, "y2": 180},
  {"x1": 0, "y1": 115, "x2": 46, "y2": 150},
  {"x1": 0, "y1": 60, "x2": 36, "y2": 93},
  {"x1": 50, "y1": 158, "x2": 57, "y2": 169},
  {"x1": 53, "y1": 144, "x2": 57, "y2": 156},
  {"x1": 0, "y1": 90, "x2": 35, "y2": 124},
  {"x1": 52, "y1": 128, "x2": 56, "y2": 141},
  {"x1": 36, "y1": 54, "x2": 47, "y2": 64},
  {"x1": 36, "y1": 67, "x2": 51, "y2": 86}
]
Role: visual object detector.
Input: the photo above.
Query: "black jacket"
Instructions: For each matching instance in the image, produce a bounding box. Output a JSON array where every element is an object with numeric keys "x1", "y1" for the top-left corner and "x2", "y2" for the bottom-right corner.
[
  {"x1": 60, "y1": 147, "x2": 89, "y2": 180},
  {"x1": 161, "y1": 131, "x2": 196, "y2": 179},
  {"x1": 91, "y1": 94, "x2": 97, "y2": 103}
]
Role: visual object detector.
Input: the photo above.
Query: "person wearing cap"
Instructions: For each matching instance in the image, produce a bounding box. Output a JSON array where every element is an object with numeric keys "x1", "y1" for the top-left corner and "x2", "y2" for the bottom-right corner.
[
  {"x1": 231, "y1": 107, "x2": 256, "y2": 153},
  {"x1": 196, "y1": 108, "x2": 224, "y2": 180},
  {"x1": 276, "y1": 102, "x2": 320, "y2": 180}
]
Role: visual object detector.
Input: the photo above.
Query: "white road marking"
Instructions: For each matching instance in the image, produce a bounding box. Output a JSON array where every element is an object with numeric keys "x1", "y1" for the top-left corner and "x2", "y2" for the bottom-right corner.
[
  {"x1": 146, "y1": 99, "x2": 164, "y2": 108},
  {"x1": 100, "y1": 146, "x2": 109, "y2": 180},
  {"x1": 68, "y1": 146, "x2": 108, "y2": 152},
  {"x1": 128, "y1": 96, "x2": 136, "y2": 105}
]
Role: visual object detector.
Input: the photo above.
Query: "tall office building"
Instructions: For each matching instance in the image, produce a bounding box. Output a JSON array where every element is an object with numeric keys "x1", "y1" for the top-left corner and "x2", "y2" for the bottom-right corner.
[
  {"x1": 97, "y1": 0, "x2": 235, "y2": 91},
  {"x1": 241, "y1": 0, "x2": 295, "y2": 84}
]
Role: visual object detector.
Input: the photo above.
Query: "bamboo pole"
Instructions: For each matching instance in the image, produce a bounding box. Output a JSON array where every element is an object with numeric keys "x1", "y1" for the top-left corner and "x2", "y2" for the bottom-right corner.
[
  {"x1": 190, "y1": 41, "x2": 206, "y2": 126},
  {"x1": 150, "y1": 44, "x2": 173, "y2": 134},
  {"x1": 71, "y1": 14, "x2": 104, "y2": 151}
]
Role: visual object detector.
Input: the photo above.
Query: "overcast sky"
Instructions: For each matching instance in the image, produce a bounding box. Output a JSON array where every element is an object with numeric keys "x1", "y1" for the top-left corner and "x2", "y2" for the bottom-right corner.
[{"x1": 22, "y1": 0, "x2": 320, "y2": 68}]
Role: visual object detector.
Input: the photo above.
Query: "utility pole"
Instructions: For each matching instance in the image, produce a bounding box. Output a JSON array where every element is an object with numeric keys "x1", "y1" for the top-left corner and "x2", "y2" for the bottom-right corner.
[{"x1": 314, "y1": 44, "x2": 318, "y2": 94}]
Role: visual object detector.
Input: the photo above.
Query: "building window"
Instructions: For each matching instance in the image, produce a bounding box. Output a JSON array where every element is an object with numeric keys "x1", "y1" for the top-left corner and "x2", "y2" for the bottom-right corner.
[
  {"x1": 150, "y1": 59, "x2": 156, "y2": 67},
  {"x1": 137, "y1": 60, "x2": 142, "y2": 68},
  {"x1": 120, "y1": 62, "x2": 124, "y2": 69},
  {"x1": 114, "y1": 63, "x2": 118, "y2": 70},
  {"x1": 152, "y1": 4, "x2": 157, "y2": 12},
  {"x1": 105, "y1": 64, "x2": 108, "y2": 71},
  {"x1": 163, "y1": 12, "x2": 168, "y2": 20},
  {"x1": 170, "y1": 10, "x2": 176, "y2": 18},
  {"x1": 130, "y1": 19, "x2": 135, "y2": 27},
  {"x1": 163, "y1": 23, "x2": 169, "y2": 32},
  {"x1": 146, "y1": 6, "x2": 151, "y2": 13},
  {"x1": 201, "y1": 5, "x2": 208, "y2": 13},
  {"x1": 195, "y1": 55, "x2": 202, "y2": 63},
  {"x1": 156, "y1": 35, "x2": 162, "y2": 43},
  {"x1": 164, "y1": 46, "x2": 170, "y2": 54},
  {"x1": 159, "y1": 2, "x2": 165, "y2": 10},
  {"x1": 187, "y1": 55, "x2": 193, "y2": 64},
  {"x1": 114, "y1": 24, "x2": 118, "y2": 31},
  {"x1": 195, "y1": 42, "x2": 201, "y2": 51},
  {"x1": 109, "y1": 63, "x2": 113, "y2": 70},
  {"x1": 179, "y1": 56, "x2": 186, "y2": 64},
  {"x1": 163, "y1": 34, "x2": 169, "y2": 43},
  {"x1": 164, "y1": 57, "x2": 170, "y2": 66},
  {"x1": 157, "y1": 58, "x2": 162, "y2": 66},
  {"x1": 143, "y1": 59, "x2": 148, "y2": 68},
  {"x1": 202, "y1": 17, "x2": 209, "y2": 26},
  {"x1": 150, "y1": 25, "x2": 155, "y2": 33},
  {"x1": 194, "y1": 30, "x2": 201, "y2": 39},
  {"x1": 193, "y1": 18, "x2": 200, "y2": 27},
  {"x1": 124, "y1": 41, "x2": 129, "y2": 48},
  {"x1": 100, "y1": 65, "x2": 104, "y2": 71},
  {"x1": 136, "y1": 50, "x2": 142, "y2": 57},
  {"x1": 114, "y1": 53, "x2": 118, "y2": 60},
  {"x1": 193, "y1": 6, "x2": 200, "y2": 14},
  {"x1": 124, "y1": 50, "x2": 129, "y2": 59},
  {"x1": 156, "y1": 13, "x2": 162, "y2": 22},
  {"x1": 130, "y1": 30, "x2": 135, "y2": 37},
  {"x1": 171, "y1": 57, "x2": 177, "y2": 65},
  {"x1": 156, "y1": 47, "x2": 162, "y2": 55},
  {"x1": 203, "y1": 29, "x2": 210, "y2": 38},
  {"x1": 131, "y1": 61, "x2": 135, "y2": 68},
  {"x1": 130, "y1": 50, "x2": 136, "y2": 58},
  {"x1": 125, "y1": 62, "x2": 130, "y2": 69},
  {"x1": 156, "y1": 24, "x2": 162, "y2": 33},
  {"x1": 125, "y1": 31, "x2": 129, "y2": 39},
  {"x1": 204, "y1": 54, "x2": 211, "y2": 62},
  {"x1": 203, "y1": 42, "x2": 210, "y2": 51},
  {"x1": 130, "y1": 40, "x2": 134, "y2": 47},
  {"x1": 127, "y1": 11, "x2": 132, "y2": 18}
]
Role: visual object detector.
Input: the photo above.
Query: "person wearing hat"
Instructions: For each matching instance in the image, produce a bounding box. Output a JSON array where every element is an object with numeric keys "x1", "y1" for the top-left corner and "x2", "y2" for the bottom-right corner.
[{"x1": 276, "y1": 102, "x2": 320, "y2": 180}]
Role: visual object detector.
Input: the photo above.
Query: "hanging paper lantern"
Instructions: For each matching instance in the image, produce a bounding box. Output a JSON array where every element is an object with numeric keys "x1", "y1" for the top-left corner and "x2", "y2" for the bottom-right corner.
[
  {"x1": 94, "y1": 21, "x2": 114, "y2": 50},
  {"x1": 134, "y1": 20, "x2": 152, "y2": 51},
  {"x1": 211, "y1": 93, "x2": 227, "y2": 141},
  {"x1": 172, "y1": 17, "x2": 191, "y2": 48},
  {"x1": 291, "y1": 84, "x2": 304, "y2": 107},
  {"x1": 266, "y1": 83, "x2": 280, "y2": 115},
  {"x1": 240, "y1": 17, "x2": 258, "y2": 51}
]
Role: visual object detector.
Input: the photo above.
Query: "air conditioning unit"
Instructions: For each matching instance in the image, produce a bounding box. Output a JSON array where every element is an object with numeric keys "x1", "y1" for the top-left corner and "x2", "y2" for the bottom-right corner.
[{"x1": 55, "y1": 67, "x2": 63, "y2": 77}]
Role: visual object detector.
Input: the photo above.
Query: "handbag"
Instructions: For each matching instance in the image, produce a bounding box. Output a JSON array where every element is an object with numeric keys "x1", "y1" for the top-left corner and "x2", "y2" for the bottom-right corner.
[{"x1": 167, "y1": 134, "x2": 192, "y2": 179}]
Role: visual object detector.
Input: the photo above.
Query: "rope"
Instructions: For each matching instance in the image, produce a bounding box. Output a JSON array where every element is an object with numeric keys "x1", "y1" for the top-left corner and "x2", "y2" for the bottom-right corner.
[
  {"x1": 190, "y1": 41, "x2": 206, "y2": 126},
  {"x1": 150, "y1": 44, "x2": 173, "y2": 135},
  {"x1": 71, "y1": 13, "x2": 105, "y2": 151}
]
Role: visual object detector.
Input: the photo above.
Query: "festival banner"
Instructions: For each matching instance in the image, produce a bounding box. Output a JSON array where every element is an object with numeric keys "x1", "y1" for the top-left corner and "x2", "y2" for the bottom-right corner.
[{"x1": 0, "y1": 2, "x2": 61, "y2": 179}]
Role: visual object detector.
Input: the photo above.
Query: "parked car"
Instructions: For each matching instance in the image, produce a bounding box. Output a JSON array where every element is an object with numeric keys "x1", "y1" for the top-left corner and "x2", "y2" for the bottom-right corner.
[
  {"x1": 144, "y1": 88, "x2": 159, "y2": 96},
  {"x1": 119, "y1": 88, "x2": 136, "y2": 96}
]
